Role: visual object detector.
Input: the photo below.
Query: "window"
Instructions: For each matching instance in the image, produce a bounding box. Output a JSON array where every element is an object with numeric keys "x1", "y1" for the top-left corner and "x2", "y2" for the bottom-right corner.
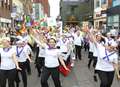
[
  {"x1": 96, "y1": 1, "x2": 100, "y2": 8},
  {"x1": 1, "y1": 0, "x2": 4, "y2": 7},
  {"x1": 9, "y1": 5, "x2": 11, "y2": 10},
  {"x1": 112, "y1": 0, "x2": 120, "y2": 7},
  {"x1": 101, "y1": 0, "x2": 106, "y2": 4},
  {"x1": 0, "y1": 1, "x2": 1, "y2": 7}
]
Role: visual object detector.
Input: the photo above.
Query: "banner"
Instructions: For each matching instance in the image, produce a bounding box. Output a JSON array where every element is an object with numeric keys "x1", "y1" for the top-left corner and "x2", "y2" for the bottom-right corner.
[{"x1": 47, "y1": 17, "x2": 57, "y2": 26}]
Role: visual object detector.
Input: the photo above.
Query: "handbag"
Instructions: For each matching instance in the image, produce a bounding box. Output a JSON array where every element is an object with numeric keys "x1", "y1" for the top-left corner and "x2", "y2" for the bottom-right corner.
[{"x1": 58, "y1": 63, "x2": 71, "y2": 77}]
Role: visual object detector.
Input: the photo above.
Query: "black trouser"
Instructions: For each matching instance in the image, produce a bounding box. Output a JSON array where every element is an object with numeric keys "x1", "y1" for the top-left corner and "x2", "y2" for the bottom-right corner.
[
  {"x1": 88, "y1": 52, "x2": 93, "y2": 68},
  {"x1": 84, "y1": 42, "x2": 89, "y2": 52},
  {"x1": 62, "y1": 52, "x2": 71, "y2": 65},
  {"x1": 0, "y1": 69, "x2": 16, "y2": 87},
  {"x1": 15, "y1": 62, "x2": 27, "y2": 87},
  {"x1": 93, "y1": 56, "x2": 97, "y2": 68},
  {"x1": 97, "y1": 70, "x2": 114, "y2": 87},
  {"x1": 41, "y1": 67, "x2": 62, "y2": 87},
  {"x1": 35, "y1": 57, "x2": 45, "y2": 77},
  {"x1": 26, "y1": 59, "x2": 31, "y2": 75},
  {"x1": 75, "y1": 45, "x2": 82, "y2": 60}
]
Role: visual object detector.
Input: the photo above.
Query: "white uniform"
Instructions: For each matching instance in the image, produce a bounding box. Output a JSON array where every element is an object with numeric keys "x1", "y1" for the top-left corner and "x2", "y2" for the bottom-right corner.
[
  {"x1": 44, "y1": 47, "x2": 61, "y2": 68},
  {"x1": 105, "y1": 38, "x2": 114, "y2": 46},
  {"x1": 0, "y1": 47, "x2": 16, "y2": 70},
  {"x1": 74, "y1": 34, "x2": 83, "y2": 46},
  {"x1": 24, "y1": 44, "x2": 32, "y2": 55},
  {"x1": 38, "y1": 46, "x2": 46, "y2": 58},
  {"x1": 95, "y1": 43, "x2": 118, "y2": 71},
  {"x1": 60, "y1": 39, "x2": 69, "y2": 53},
  {"x1": 15, "y1": 46, "x2": 28, "y2": 62},
  {"x1": 89, "y1": 41, "x2": 94, "y2": 53}
]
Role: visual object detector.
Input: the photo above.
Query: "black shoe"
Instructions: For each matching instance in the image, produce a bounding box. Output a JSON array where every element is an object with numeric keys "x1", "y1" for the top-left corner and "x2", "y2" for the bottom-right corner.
[
  {"x1": 93, "y1": 75, "x2": 98, "y2": 82},
  {"x1": 87, "y1": 64, "x2": 90, "y2": 69},
  {"x1": 38, "y1": 72, "x2": 41, "y2": 77},
  {"x1": 16, "y1": 82, "x2": 20, "y2": 87}
]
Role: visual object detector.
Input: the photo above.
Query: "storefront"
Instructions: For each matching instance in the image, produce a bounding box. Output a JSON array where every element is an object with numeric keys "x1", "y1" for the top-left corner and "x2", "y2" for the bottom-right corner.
[
  {"x1": 94, "y1": 7, "x2": 107, "y2": 30},
  {"x1": 107, "y1": 0, "x2": 120, "y2": 32}
]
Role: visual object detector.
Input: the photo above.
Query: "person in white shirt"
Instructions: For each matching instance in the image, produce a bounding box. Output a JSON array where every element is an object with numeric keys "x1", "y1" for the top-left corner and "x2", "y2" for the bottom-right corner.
[
  {"x1": 88, "y1": 40, "x2": 94, "y2": 68},
  {"x1": 23, "y1": 41, "x2": 33, "y2": 75},
  {"x1": 31, "y1": 34, "x2": 69, "y2": 87},
  {"x1": 87, "y1": 31, "x2": 120, "y2": 87},
  {"x1": 0, "y1": 37, "x2": 21, "y2": 87},
  {"x1": 74, "y1": 30, "x2": 83, "y2": 60},
  {"x1": 35, "y1": 35, "x2": 47, "y2": 77},
  {"x1": 15, "y1": 39, "x2": 32, "y2": 87}
]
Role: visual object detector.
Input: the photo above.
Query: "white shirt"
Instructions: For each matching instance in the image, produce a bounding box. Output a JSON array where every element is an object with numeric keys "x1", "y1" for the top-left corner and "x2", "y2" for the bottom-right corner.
[
  {"x1": 89, "y1": 41, "x2": 94, "y2": 52},
  {"x1": 60, "y1": 39, "x2": 69, "y2": 53},
  {"x1": 38, "y1": 46, "x2": 46, "y2": 57},
  {"x1": 0, "y1": 47, "x2": 16, "y2": 70},
  {"x1": 44, "y1": 48, "x2": 61, "y2": 68},
  {"x1": 24, "y1": 44, "x2": 32, "y2": 55},
  {"x1": 105, "y1": 38, "x2": 114, "y2": 46},
  {"x1": 15, "y1": 46, "x2": 28, "y2": 62},
  {"x1": 93, "y1": 43, "x2": 98, "y2": 57},
  {"x1": 74, "y1": 35, "x2": 83, "y2": 46},
  {"x1": 95, "y1": 43, "x2": 118, "y2": 71}
]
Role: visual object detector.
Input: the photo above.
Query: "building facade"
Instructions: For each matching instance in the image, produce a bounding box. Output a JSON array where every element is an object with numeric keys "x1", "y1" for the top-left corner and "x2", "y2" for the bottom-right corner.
[
  {"x1": 107, "y1": 0, "x2": 120, "y2": 32},
  {"x1": 0, "y1": 0, "x2": 12, "y2": 27},
  {"x1": 32, "y1": 3, "x2": 44, "y2": 21},
  {"x1": 33, "y1": 0, "x2": 50, "y2": 17},
  {"x1": 60, "y1": 0, "x2": 94, "y2": 26},
  {"x1": 94, "y1": 0, "x2": 108, "y2": 30}
]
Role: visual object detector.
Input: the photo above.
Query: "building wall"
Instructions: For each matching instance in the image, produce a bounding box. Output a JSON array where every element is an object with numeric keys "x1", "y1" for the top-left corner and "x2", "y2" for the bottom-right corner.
[
  {"x1": 33, "y1": 3, "x2": 44, "y2": 21},
  {"x1": 94, "y1": 0, "x2": 108, "y2": 29},
  {"x1": 60, "y1": 0, "x2": 94, "y2": 26},
  {"x1": 0, "y1": 0, "x2": 12, "y2": 27},
  {"x1": 33, "y1": 0, "x2": 50, "y2": 17},
  {"x1": 107, "y1": 0, "x2": 120, "y2": 32},
  {"x1": 12, "y1": 0, "x2": 24, "y2": 13},
  {"x1": 0, "y1": 0, "x2": 12, "y2": 19}
]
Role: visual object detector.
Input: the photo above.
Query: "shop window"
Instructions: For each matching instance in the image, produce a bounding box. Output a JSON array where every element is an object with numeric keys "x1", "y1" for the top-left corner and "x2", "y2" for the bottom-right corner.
[
  {"x1": 112, "y1": 0, "x2": 120, "y2": 7},
  {"x1": 101, "y1": 0, "x2": 106, "y2": 4},
  {"x1": 1, "y1": 0, "x2": 4, "y2": 7},
  {"x1": 96, "y1": 1, "x2": 100, "y2": 8}
]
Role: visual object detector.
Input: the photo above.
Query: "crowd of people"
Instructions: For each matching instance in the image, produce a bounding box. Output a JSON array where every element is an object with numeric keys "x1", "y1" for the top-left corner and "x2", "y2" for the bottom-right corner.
[{"x1": 0, "y1": 24, "x2": 120, "y2": 87}]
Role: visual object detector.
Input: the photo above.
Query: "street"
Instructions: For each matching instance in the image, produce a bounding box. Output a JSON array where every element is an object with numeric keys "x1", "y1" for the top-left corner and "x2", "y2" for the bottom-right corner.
[{"x1": 19, "y1": 50, "x2": 120, "y2": 87}]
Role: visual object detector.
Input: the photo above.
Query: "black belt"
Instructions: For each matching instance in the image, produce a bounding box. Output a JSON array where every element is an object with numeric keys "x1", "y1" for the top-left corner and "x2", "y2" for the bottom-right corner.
[{"x1": 62, "y1": 52, "x2": 67, "y2": 54}]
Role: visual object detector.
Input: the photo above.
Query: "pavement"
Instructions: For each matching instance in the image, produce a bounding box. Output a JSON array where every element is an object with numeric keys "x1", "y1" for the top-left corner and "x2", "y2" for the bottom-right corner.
[{"x1": 19, "y1": 50, "x2": 120, "y2": 87}]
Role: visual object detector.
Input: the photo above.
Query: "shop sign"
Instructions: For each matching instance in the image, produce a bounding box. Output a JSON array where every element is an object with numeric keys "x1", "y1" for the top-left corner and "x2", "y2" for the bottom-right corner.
[{"x1": 0, "y1": 18, "x2": 11, "y2": 23}]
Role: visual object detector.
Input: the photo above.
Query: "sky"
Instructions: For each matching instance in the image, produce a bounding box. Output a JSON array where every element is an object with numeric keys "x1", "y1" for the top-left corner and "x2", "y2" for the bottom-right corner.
[{"x1": 48, "y1": 0, "x2": 60, "y2": 18}]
